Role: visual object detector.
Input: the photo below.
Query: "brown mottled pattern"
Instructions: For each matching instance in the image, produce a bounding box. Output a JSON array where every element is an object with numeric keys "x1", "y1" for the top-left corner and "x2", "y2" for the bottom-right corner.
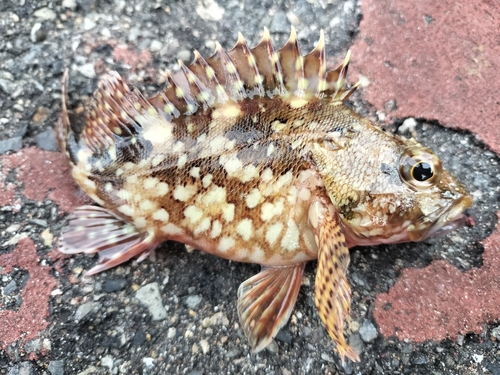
[
  {"x1": 57, "y1": 28, "x2": 472, "y2": 362},
  {"x1": 76, "y1": 92, "x2": 370, "y2": 265}
]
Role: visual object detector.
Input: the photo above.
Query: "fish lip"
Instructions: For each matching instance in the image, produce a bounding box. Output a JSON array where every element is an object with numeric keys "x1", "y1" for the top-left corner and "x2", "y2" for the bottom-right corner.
[{"x1": 410, "y1": 194, "x2": 473, "y2": 241}]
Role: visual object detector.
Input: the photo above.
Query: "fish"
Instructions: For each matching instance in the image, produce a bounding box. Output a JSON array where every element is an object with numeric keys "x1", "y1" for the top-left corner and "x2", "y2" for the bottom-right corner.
[{"x1": 55, "y1": 27, "x2": 472, "y2": 363}]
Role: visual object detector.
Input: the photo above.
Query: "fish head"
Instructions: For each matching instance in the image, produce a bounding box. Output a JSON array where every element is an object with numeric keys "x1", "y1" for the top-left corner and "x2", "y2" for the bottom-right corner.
[{"x1": 314, "y1": 128, "x2": 473, "y2": 247}]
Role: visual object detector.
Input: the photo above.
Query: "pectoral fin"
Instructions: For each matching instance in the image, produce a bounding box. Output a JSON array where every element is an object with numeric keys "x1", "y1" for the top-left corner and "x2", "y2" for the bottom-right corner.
[
  {"x1": 237, "y1": 262, "x2": 306, "y2": 352},
  {"x1": 310, "y1": 201, "x2": 360, "y2": 363}
]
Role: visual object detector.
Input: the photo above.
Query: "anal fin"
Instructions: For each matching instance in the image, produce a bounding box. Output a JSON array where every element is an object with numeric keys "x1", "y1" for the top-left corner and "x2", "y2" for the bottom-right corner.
[
  {"x1": 310, "y1": 201, "x2": 360, "y2": 363},
  {"x1": 59, "y1": 205, "x2": 157, "y2": 275},
  {"x1": 237, "y1": 262, "x2": 306, "y2": 352}
]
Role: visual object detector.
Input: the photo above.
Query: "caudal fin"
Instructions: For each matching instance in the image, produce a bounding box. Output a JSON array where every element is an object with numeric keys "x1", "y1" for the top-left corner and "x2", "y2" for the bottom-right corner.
[{"x1": 59, "y1": 205, "x2": 158, "y2": 275}]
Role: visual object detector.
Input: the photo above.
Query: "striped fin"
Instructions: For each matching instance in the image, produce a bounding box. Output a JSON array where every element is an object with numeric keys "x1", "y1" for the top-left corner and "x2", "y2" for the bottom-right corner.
[
  {"x1": 81, "y1": 71, "x2": 159, "y2": 153},
  {"x1": 237, "y1": 262, "x2": 306, "y2": 352},
  {"x1": 310, "y1": 201, "x2": 360, "y2": 363},
  {"x1": 59, "y1": 206, "x2": 157, "y2": 275}
]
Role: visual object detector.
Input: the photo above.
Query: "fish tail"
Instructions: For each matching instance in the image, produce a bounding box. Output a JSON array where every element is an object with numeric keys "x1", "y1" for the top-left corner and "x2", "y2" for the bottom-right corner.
[{"x1": 59, "y1": 205, "x2": 158, "y2": 275}]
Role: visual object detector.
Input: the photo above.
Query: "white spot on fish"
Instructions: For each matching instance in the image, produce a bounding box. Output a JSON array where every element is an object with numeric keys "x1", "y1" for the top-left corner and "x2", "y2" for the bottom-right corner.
[
  {"x1": 152, "y1": 208, "x2": 169, "y2": 222},
  {"x1": 143, "y1": 177, "x2": 159, "y2": 190},
  {"x1": 138, "y1": 199, "x2": 155, "y2": 211},
  {"x1": 194, "y1": 217, "x2": 211, "y2": 235},
  {"x1": 298, "y1": 187, "x2": 311, "y2": 201},
  {"x1": 177, "y1": 154, "x2": 187, "y2": 169},
  {"x1": 261, "y1": 168, "x2": 274, "y2": 183},
  {"x1": 218, "y1": 236, "x2": 235, "y2": 252},
  {"x1": 211, "y1": 220, "x2": 222, "y2": 238},
  {"x1": 221, "y1": 155, "x2": 242, "y2": 176},
  {"x1": 209, "y1": 135, "x2": 229, "y2": 153},
  {"x1": 172, "y1": 141, "x2": 185, "y2": 153},
  {"x1": 275, "y1": 171, "x2": 293, "y2": 190},
  {"x1": 134, "y1": 217, "x2": 147, "y2": 228},
  {"x1": 201, "y1": 186, "x2": 227, "y2": 205},
  {"x1": 126, "y1": 175, "x2": 138, "y2": 184},
  {"x1": 236, "y1": 218, "x2": 253, "y2": 241},
  {"x1": 154, "y1": 182, "x2": 169, "y2": 197},
  {"x1": 161, "y1": 223, "x2": 183, "y2": 235},
  {"x1": 190, "y1": 167, "x2": 201, "y2": 179},
  {"x1": 246, "y1": 188, "x2": 262, "y2": 209},
  {"x1": 266, "y1": 143, "x2": 275, "y2": 156},
  {"x1": 118, "y1": 204, "x2": 134, "y2": 217},
  {"x1": 222, "y1": 204, "x2": 235, "y2": 222},
  {"x1": 117, "y1": 189, "x2": 131, "y2": 201},
  {"x1": 240, "y1": 164, "x2": 259, "y2": 182},
  {"x1": 281, "y1": 219, "x2": 299, "y2": 251},
  {"x1": 173, "y1": 184, "x2": 197, "y2": 202},
  {"x1": 260, "y1": 198, "x2": 284, "y2": 222},
  {"x1": 265, "y1": 222, "x2": 283, "y2": 246},
  {"x1": 152, "y1": 154, "x2": 164, "y2": 167},
  {"x1": 202, "y1": 174, "x2": 213, "y2": 188},
  {"x1": 184, "y1": 205, "x2": 203, "y2": 224},
  {"x1": 141, "y1": 117, "x2": 173, "y2": 145}
]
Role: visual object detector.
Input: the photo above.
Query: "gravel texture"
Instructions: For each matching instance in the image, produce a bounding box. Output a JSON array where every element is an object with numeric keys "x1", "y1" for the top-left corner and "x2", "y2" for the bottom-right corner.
[{"x1": 0, "y1": 0, "x2": 499, "y2": 374}]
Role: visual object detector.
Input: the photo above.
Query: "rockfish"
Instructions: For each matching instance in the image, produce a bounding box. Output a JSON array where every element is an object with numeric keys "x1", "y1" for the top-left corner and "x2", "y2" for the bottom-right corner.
[{"x1": 56, "y1": 27, "x2": 472, "y2": 362}]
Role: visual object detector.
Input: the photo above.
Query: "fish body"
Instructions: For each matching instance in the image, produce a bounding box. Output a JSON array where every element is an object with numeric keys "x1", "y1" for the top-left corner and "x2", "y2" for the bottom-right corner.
[{"x1": 56, "y1": 27, "x2": 472, "y2": 362}]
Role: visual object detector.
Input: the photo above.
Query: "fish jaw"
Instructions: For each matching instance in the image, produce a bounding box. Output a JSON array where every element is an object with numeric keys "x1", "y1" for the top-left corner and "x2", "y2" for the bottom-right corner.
[{"x1": 407, "y1": 193, "x2": 473, "y2": 242}]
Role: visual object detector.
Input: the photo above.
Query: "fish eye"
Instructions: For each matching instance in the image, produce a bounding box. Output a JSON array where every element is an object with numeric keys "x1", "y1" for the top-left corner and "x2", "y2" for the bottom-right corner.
[
  {"x1": 399, "y1": 147, "x2": 442, "y2": 189},
  {"x1": 412, "y1": 161, "x2": 433, "y2": 181}
]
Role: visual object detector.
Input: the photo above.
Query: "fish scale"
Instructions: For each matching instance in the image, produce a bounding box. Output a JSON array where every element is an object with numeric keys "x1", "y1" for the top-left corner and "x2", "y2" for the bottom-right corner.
[{"x1": 56, "y1": 27, "x2": 472, "y2": 363}]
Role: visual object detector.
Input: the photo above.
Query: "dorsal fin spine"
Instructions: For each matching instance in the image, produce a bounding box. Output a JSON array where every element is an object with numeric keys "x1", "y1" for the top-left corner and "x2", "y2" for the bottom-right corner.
[{"x1": 77, "y1": 28, "x2": 358, "y2": 148}]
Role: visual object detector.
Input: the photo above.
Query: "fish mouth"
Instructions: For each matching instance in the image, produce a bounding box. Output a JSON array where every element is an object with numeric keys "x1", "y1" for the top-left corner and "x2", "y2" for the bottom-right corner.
[{"x1": 408, "y1": 194, "x2": 473, "y2": 242}]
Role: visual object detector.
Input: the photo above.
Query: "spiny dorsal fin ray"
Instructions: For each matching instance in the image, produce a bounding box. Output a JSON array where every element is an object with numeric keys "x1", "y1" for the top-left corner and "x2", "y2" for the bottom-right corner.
[
  {"x1": 56, "y1": 70, "x2": 71, "y2": 154},
  {"x1": 227, "y1": 32, "x2": 265, "y2": 98},
  {"x1": 277, "y1": 26, "x2": 305, "y2": 96},
  {"x1": 206, "y1": 42, "x2": 245, "y2": 102},
  {"x1": 162, "y1": 71, "x2": 198, "y2": 116},
  {"x1": 249, "y1": 27, "x2": 284, "y2": 97},
  {"x1": 85, "y1": 72, "x2": 180, "y2": 154},
  {"x1": 178, "y1": 60, "x2": 211, "y2": 110},
  {"x1": 303, "y1": 30, "x2": 327, "y2": 96},
  {"x1": 325, "y1": 50, "x2": 353, "y2": 101},
  {"x1": 183, "y1": 50, "x2": 220, "y2": 105}
]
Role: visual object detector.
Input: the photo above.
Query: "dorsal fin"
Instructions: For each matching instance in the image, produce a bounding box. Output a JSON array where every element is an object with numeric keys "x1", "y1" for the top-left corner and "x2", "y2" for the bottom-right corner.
[
  {"x1": 84, "y1": 71, "x2": 134, "y2": 152},
  {"x1": 249, "y1": 27, "x2": 284, "y2": 97},
  {"x1": 151, "y1": 27, "x2": 357, "y2": 117},
  {"x1": 227, "y1": 32, "x2": 265, "y2": 98},
  {"x1": 206, "y1": 42, "x2": 245, "y2": 102},
  {"x1": 324, "y1": 50, "x2": 359, "y2": 102},
  {"x1": 84, "y1": 72, "x2": 169, "y2": 153},
  {"x1": 277, "y1": 26, "x2": 305, "y2": 96},
  {"x1": 303, "y1": 30, "x2": 327, "y2": 97},
  {"x1": 85, "y1": 27, "x2": 358, "y2": 144}
]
